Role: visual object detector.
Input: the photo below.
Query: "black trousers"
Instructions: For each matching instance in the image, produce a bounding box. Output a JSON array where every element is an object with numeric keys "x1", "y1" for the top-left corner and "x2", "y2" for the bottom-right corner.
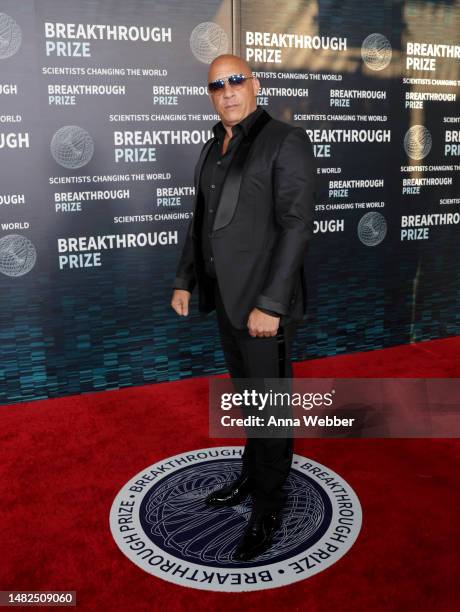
[{"x1": 213, "y1": 279, "x2": 297, "y2": 512}]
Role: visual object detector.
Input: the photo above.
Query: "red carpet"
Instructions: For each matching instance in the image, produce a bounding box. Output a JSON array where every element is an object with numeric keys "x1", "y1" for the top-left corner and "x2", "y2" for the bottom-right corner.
[{"x1": 1, "y1": 336, "x2": 459, "y2": 611}]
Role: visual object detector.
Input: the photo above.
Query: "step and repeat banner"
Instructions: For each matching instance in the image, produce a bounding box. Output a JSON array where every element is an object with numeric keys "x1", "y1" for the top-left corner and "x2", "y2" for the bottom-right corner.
[{"x1": 0, "y1": 0, "x2": 459, "y2": 403}]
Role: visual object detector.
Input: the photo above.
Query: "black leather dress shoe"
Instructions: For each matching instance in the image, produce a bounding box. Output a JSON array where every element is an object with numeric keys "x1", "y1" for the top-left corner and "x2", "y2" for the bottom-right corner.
[
  {"x1": 204, "y1": 475, "x2": 253, "y2": 508},
  {"x1": 233, "y1": 510, "x2": 282, "y2": 561}
]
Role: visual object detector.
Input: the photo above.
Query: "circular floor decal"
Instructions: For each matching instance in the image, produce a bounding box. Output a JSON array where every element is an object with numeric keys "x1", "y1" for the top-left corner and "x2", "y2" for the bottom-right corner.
[{"x1": 110, "y1": 447, "x2": 362, "y2": 591}]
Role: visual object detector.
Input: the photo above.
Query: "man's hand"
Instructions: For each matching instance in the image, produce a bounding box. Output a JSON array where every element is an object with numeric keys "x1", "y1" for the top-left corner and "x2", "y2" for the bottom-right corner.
[
  {"x1": 171, "y1": 289, "x2": 191, "y2": 316},
  {"x1": 247, "y1": 308, "x2": 280, "y2": 337}
]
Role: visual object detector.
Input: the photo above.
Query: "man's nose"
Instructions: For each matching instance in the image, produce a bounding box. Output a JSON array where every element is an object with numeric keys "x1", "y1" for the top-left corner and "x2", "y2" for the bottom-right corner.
[{"x1": 222, "y1": 82, "x2": 235, "y2": 97}]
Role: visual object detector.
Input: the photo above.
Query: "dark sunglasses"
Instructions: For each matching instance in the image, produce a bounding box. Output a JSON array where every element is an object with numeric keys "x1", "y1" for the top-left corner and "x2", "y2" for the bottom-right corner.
[{"x1": 207, "y1": 73, "x2": 254, "y2": 93}]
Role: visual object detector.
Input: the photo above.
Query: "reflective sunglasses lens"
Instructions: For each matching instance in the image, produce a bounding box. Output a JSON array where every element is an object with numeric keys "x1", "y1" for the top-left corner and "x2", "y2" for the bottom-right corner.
[
  {"x1": 208, "y1": 80, "x2": 224, "y2": 92},
  {"x1": 228, "y1": 74, "x2": 245, "y2": 86}
]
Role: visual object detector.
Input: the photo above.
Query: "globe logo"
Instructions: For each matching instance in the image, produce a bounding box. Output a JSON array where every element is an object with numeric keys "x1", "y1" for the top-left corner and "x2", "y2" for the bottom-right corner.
[
  {"x1": 0, "y1": 234, "x2": 36, "y2": 277},
  {"x1": 0, "y1": 13, "x2": 22, "y2": 59},
  {"x1": 141, "y1": 459, "x2": 330, "y2": 566},
  {"x1": 110, "y1": 447, "x2": 362, "y2": 592},
  {"x1": 404, "y1": 125, "x2": 432, "y2": 160},
  {"x1": 361, "y1": 33, "x2": 392, "y2": 71},
  {"x1": 50, "y1": 126, "x2": 94, "y2": 169},
  {"x1": 190, "y1": 22, "x2": 229, "y2": 64},
  {"x1": 358, "y1": 212, "x2": 387, "y2": 246}
]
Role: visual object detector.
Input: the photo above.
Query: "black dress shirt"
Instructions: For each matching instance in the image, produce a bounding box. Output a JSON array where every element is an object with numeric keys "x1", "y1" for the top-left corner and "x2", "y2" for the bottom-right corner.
[
  {"x1": 198, "y1": 106, "x2": 280, "y2": 318},
  {"x1": 200, "y1": 106, "x2": 263, "y2": 278}
]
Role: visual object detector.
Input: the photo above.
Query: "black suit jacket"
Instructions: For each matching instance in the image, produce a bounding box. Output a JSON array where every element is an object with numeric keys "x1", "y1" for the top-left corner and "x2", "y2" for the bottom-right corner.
[{"x1": 174, "y1": 109, "x2": 317, "y2": 330}]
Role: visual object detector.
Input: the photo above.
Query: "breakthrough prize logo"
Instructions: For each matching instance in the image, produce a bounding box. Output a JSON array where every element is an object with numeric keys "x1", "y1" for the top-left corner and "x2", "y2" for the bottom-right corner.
[
  {"x1": 404, "y1": 125, "x2": 432, "y2": 160},
  {"x1": 0, "y1": 234, "x2": 36, "y2": 277},
  {"x1": 0, "y1": 13, "x2": 22, "y2": 59},
  {"x1": 358, "y1": 212, "x2": 387, "y2": 246},
  {"x1": 50, "y1": 125, "x2": 94, "y2": 169},
  {"x1": 190, "y1": 22, "x2": 229, "y2": 64},
  {"x1": 361, "y1": 33, "x2": 392, "y2": 71},
  {"x1": 110, "y1": 447, "x2": 362, "y2": 592}
]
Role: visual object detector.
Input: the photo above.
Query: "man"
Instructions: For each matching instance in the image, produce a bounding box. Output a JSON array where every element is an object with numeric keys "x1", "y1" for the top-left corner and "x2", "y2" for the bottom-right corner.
[{"x1": 171, "y1": 54, "x2": 316, "y2": 560}]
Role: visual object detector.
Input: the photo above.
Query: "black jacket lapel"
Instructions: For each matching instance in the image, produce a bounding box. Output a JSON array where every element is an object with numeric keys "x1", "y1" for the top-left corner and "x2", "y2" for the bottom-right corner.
[{"x1": 213, "y1": 110, "x2": 271, "y2": 232}]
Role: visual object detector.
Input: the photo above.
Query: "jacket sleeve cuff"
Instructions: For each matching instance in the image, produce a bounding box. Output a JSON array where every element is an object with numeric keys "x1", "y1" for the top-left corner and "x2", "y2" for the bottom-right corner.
[
  {"x1": 257, "y1": 307, "x2": 281, "y2": 318},
  {"x1": 173, "y1": 276, "x2": 194, "y2": 292},
  {"x1": 255, "y1": 294, "x2": 288, "y2": 315}
]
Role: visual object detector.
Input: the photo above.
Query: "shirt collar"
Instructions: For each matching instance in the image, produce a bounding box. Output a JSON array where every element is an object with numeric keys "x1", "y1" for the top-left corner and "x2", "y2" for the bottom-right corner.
[{"x1": 212, "y1": 105, "x2": 264, "y2": 141}]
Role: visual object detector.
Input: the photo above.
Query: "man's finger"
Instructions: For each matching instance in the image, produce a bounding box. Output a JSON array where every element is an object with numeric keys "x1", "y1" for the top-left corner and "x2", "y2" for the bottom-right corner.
[{"x1": 172, "y1": 298, "x2": 187, "y2": 316}]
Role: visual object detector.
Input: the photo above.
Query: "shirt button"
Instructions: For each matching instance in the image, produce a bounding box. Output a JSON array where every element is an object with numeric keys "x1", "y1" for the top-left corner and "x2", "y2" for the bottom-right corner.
[
  {"x1": 209, "y1": 208, "x2": 213, "y2": 213},
  {"x1": 211, "y1": 184, "x2": 215, "y2": 189},
  {"x1": 216, "y1": 161, "x2": 221, "y2": 165},
  {"x1": 210, "y1": 257, "x2": 214, "y2": 262}
]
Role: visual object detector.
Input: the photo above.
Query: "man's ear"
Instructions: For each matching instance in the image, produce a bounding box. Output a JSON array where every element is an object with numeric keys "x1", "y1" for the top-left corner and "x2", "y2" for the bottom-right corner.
[{"x1": 252, "y1": 77, "x2": 261, "y2": 96}]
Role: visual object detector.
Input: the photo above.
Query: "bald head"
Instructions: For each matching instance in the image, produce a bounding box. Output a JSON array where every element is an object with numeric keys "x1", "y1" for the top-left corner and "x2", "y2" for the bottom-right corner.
[{"x1": 208, "y1": 54, "x2": 253, "y2": 82}]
